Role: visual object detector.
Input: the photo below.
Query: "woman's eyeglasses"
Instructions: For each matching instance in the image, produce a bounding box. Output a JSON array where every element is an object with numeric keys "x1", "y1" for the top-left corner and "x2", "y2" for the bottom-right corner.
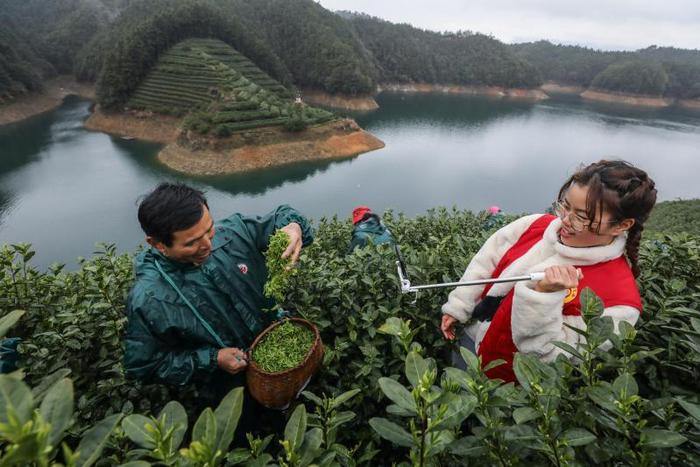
[{"x1": 552, "y1": 201, "x2": 618, "y2": 232}]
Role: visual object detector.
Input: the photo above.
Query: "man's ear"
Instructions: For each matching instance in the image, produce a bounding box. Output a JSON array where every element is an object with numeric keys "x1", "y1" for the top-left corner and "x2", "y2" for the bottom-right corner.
[
  {"x1": 613, "y1": 218, "x2": 635, "y2": 235},
  {"x1": 146, "y1": 236, "x2": 167, "y2": 254}
]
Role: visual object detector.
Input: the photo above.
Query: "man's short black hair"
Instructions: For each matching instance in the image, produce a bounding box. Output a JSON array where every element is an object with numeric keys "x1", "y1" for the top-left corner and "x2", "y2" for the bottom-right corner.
[{"x1": 137, "y1": 183, "x2": 209, "y2": 247}]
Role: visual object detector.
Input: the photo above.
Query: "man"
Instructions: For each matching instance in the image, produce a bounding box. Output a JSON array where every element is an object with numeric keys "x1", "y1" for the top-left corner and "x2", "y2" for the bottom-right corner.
[
  {"x1": 348, "y1": 206, "x2": 394, "y2": 253},
  {"x1": 123, "y1": 183, "x2": 313, "y2": 404}
]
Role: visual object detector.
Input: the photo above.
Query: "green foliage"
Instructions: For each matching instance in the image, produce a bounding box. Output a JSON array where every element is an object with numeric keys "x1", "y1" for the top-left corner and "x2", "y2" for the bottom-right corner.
[
  {"x1": 229, "y1": 0, "x2": 377, "y2": 95},
  {"x1": 96, "y1": 1, "x2": 288, "y2": 110},
  {"x1": 511, "y1": 40, "x2": 621, "y2": 87},
  {"x1": 1, "y1": 209, "x2": 699, "y2": 464},
  {"x1": 646, "y1": 199, "x2": 700, "y2": 235},
  {"x1": 347, "y1": 12, "x2": 542, "y2": 89},
  {"x1": 512, "y1": 40, "x2": 700, "y2": 98},
  {"x1": 284, "y1": 107, "x2": 308, "y2": 132},
  {"x1": 592, "y1": 60, "x2": 669, "y2": 96},
  {"x1": 125, "y1": 37, "x2": 333, "y2": 134},
  {"x1": 372, "y1": 296, "x2": 698, "y2": 466},
  {"x1": 252, "y1": 322, "x2": 315, "y2": 373},
  {"x1": 0, "y1": 374, "x2": 119, "y2": 466},
  {"x1": 263, "y1": 230, "x2": 297, "y2": 304},
  {"x1": 0, "y1": 21, "x2": 51, "y2": 101}
]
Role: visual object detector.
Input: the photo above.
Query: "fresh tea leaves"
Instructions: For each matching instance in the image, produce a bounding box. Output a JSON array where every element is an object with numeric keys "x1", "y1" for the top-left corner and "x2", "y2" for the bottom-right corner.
[
  {"x1": 264, "y1": 230, "x2": 297, "y2": 304},
  {"x1": 252, "y1": 321, "x2": 314, "y2": 373}
]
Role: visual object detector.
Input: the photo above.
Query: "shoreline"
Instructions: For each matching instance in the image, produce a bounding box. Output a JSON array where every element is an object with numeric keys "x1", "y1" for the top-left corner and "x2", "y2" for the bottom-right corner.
[
  {"x1": 84, "y1": 109, "x2": 181, "y2": 144},
  {"x1": 539, "y1": 83, "x2": 700, "y2": 111},
  {"x1": 678, "y1": 98, "x2": 700, "y2": 111},
  {"x1": 0, "y1": 76, "x2": 95, "y2": 126},
  {"x1": 85, "y1": 110, "x2": 384, "y2": 175},
  {"x1": 580, "y1": 89, "x2": 673, "y2": 108},
  {"x1": 302, "y1": 89, "x2": 379, "y2": 111},
  {"x1": 377, "y1": 83, "x2": 549, "y2": 101},
  {"x1": 540, "y1": 82, "x2": 586, "y2": 96}
]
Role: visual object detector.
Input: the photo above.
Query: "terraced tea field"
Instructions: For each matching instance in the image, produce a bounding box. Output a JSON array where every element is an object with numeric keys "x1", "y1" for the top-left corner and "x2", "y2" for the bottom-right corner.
[{"x1": 128, "y1": 38, "x2": 334, "y2": 135}]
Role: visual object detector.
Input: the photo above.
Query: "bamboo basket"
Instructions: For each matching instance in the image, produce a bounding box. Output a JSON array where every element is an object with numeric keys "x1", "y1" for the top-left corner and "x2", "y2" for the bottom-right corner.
[{"x1": 246, "y1": 317, "x2": 324, "y2": 410}]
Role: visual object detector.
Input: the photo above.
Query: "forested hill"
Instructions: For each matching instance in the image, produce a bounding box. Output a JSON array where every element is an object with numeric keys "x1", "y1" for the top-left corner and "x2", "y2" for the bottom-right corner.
[
  {"x1": 1, "y1": 0, "x2": 700, "y2": 105},
  {"x1": 512, "y1": 41, "x2": 700, "y2": 99},
  {"x1": 344, "y1": 12, "x2": 542, "y2": 89},
  {"x1": 0, "y1": 21, "x2": 52, "y2": 102}
]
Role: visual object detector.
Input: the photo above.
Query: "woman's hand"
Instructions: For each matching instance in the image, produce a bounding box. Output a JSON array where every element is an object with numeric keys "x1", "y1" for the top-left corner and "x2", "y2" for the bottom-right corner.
[
  {"x1": 280, "y1": 222, "x2": 303, "y2": 266},
  {"x1": 535, "y1": 265, "x2": 583, "y2": 293},
  {"x1": 217, "y1": 347, "x2": 248, "y2": 375},
  {"x1": 441, "y1": 314, "x2": 458, "y2": 340}
]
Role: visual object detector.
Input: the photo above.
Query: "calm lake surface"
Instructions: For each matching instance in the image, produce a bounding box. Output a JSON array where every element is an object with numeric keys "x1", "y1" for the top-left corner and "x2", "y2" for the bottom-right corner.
[{"x1": 1, "y1": 93, "x2": 699, "y2": 268}]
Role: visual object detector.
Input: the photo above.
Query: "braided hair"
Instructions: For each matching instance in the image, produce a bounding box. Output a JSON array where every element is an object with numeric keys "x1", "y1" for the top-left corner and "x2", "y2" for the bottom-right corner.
[{"x1": 558, "y1": 160, "x2": 657, "y2": 277}]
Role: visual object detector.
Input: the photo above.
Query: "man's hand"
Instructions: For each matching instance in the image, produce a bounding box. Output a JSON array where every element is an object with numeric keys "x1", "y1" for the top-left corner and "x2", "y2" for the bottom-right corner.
[
  {"x1": 217, "y1": 347, "x2": 248, "y2": 375},
  {"x1": 535, "y1": 265, "x2": 583, "y2": 293},
  {"x1": 441, "y1": 314, "x2": 458, "y2": 340},
  {"x1": 280, "y1": 222, "x2": 303, "y2": 266}
]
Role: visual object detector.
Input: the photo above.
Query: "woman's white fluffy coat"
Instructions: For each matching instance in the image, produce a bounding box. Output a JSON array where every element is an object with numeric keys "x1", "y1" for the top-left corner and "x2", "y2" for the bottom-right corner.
[{"x1": 441, "y1": 215, "x2": 639, "y2": 361}]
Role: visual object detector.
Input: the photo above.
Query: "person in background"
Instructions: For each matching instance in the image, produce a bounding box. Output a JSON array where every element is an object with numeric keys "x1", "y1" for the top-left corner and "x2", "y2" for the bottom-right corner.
[
  {"x1": 440, "y1": 160, "x2": 657, "y2": 382},
  {"x1": 348, "y1": 206, "x2": 394, "y2": 253},
  {"x1": 483, "y1": 205, "x2": 505, "y2": 229},
  {"x1": 123, "y1": 183, "x2": 314, "y2": 406}
]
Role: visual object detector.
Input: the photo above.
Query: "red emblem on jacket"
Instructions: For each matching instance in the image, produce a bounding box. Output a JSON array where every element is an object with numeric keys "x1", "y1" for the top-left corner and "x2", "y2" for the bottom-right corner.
[{"x1": 238, "y1": 263, "x2": 248, "y2": 274}]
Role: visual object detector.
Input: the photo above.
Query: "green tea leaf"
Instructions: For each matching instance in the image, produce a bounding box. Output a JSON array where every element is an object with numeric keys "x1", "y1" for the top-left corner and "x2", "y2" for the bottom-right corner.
[
  {"x1": 332, "y1": 388, "x2": 360, "y2": 407},
  {"x1": 459, "y1": 346, "x2": 480, "y2": 371},
  {"x1": 252, "y1": 322, "x2": 315, "y2": 373},
  {"x1": 39, "y1": 378, "x2": 74, "y2": 448},
  {"x1": 192, "y1": 408, "x2": 217, "y2": 447},
  {"x1": 0, "y1": 310, "x2": 25, "y2": 339},
  {"x1": 613, "y1": 373, "x2": 638, "y2": 400},
  {"x1": 433, "y1": 394, "x2": 476, "y2": 430},
  {"x1": 552, "y1": 341, "x2": 584, "y2": 360},
  {"x1": 677, "y1": 398, "x2": 700, "y2": 422},
  {"x1": 0, "y1": 432, "x2": 42, "y2": 465},
  {"x1": 580, "y1": 287, "x2": 604, "y2": 321},
  {"x1": 0, "y1": 375, "x2": 34, "y2": 425},
  {"x1": 158, "y1": 400, "x2": 188, "y2": 452},
  {"x1": 640, "y1": 429, "x2": 687, "y2": 448},
  {"x1": 378, "y1": 377, "x2": 416, "y2": 412},
  {"x1": 75, "y1": 413, "x2": 122, "y2": 467},
  {"x1": 483, "y1": 359, "x2": 507, "y2": 372},
  {"x1": 405, "y1": 351, "x2": 428, "y2": 387},
  {"x1": 561, "y1": 428, "x2": 596, "y2": 446},
  {"x1": 214, "y1": 387, "x2": 244, "y2": 453},
  {"x1": 300, "y1": 427, "x2": 324, "y2": 465},
  {"x1": 285, "y1": 404, "x2": 307, "y2": 452},
  {"x1": 513, "y1": 407, "x2": 540, "y2": 425},
  {"x1": 377, "y1": 317, "x2": 403, "y2": 337},
  {"x1": 449, "y1": 436, "x2": 487, "y2": 456},
  {"x1": 121, "y1": 414, "x2": 156, "y2": 449},
  {"x1": 369, "y1": 417, "x2": 413, "y2": 447},
  {"x1": 264, "y1": 230, "x2": 296, "y2": 303}
]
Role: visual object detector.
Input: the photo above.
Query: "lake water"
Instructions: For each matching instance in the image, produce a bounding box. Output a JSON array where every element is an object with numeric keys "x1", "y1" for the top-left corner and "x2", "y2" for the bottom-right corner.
[{"x1": 1, "y1": 93, "x2": 699, "y2": 269}]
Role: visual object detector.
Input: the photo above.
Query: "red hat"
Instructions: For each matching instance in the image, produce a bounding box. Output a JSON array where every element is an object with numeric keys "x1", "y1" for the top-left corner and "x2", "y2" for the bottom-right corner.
[{"x1": 352, "y1": 206, "x2": 372, "y2": 224}]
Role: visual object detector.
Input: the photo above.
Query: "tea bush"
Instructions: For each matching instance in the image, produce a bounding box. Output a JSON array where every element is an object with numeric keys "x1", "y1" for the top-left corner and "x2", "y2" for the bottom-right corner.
[{"x1": 1, "y1": 208, "x2": 698, "y2": 465}]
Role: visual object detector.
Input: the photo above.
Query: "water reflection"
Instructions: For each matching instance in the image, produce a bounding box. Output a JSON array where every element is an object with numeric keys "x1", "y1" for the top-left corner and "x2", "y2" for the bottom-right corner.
[
  {"x1": 0, "y1": 106, "x2": 56, "y2": 177},
  {"x1": 1, "y1": 92, "x2": 699, "y2": 269},
  {"x1": 111, "y1": 135, "x2": 362, "y2": 196},
  {"x1": 358, "y1": 93, "x2": 537, "y2": 130}
]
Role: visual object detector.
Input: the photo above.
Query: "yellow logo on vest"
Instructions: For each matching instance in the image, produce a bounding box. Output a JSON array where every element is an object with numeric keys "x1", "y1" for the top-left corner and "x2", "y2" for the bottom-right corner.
[{"x1": 564, "y1": 287, "x2": 578, "y2": 304}]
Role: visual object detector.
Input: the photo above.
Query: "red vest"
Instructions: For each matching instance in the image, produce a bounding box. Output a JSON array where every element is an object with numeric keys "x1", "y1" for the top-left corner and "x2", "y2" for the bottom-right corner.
[{"x1": 477, "y1": 215, "x2": 641, "y2": 382}]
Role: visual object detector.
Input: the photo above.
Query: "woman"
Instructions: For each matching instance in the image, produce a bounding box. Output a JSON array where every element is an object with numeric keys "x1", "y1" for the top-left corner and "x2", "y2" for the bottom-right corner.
[{"x1": 441, "y1": 160, "x2": 657, "y2": 381}]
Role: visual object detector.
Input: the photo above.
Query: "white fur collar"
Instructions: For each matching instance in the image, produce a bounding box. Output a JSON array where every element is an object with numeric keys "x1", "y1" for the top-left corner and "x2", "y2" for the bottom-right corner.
[{"x1": 543, "y1": 217, "x2": 627, "y2": 265}]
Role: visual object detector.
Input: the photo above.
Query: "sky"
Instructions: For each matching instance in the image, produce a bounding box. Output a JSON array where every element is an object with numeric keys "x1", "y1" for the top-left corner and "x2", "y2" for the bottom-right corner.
[{"x1": 317, "y1": 0, "x2": 700, "y2": 51}]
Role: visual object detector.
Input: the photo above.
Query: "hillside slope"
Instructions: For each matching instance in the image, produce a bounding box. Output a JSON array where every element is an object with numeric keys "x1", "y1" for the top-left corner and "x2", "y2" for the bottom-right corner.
[{"x1": 125, "y1": 38, "x2": 333, "y2": 135}]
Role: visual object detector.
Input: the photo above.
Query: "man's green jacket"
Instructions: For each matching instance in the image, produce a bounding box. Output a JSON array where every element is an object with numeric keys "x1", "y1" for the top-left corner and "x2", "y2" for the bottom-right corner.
[{"x1": 123, "y1": 205, "x2": 313, "y2": 390}]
